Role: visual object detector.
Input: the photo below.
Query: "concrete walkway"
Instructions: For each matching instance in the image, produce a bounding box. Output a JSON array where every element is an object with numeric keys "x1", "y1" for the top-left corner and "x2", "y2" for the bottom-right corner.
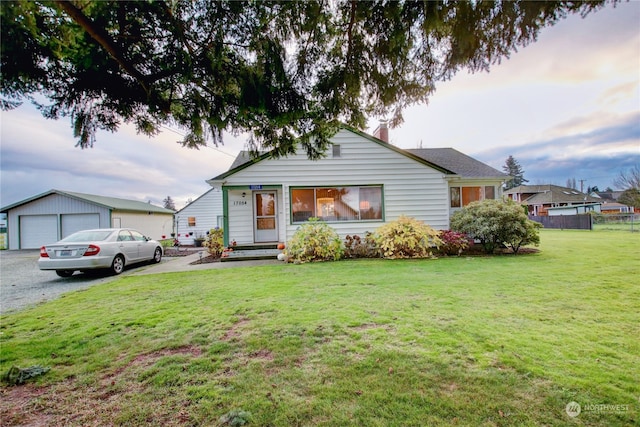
[{"x1": 130, "y1": 251, "x2": 281, "y2": 275}]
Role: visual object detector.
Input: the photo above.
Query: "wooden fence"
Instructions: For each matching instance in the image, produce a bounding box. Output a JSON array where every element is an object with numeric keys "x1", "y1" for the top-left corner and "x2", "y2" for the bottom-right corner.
[{"x1": 530, "y1": 215, "x2": 592, "y2": 230}]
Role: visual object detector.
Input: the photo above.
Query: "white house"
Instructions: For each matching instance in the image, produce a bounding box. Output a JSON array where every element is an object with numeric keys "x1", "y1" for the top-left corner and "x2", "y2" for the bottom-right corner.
[
  {"x1": 174, "y1": 188, "x2": 224, "y2": 245},
  {"x1": 547, "y1": 203, "x2": 601, "y2": 216},
  {"x1": 206, "y1": 125, "x2": 507, "y2": 247},
  {"x1": 1, "y1": 189, "x2": 175, "y2": 249},
  {"x1": 505, "y1": 184, "x2": 602, "y2": 216}
]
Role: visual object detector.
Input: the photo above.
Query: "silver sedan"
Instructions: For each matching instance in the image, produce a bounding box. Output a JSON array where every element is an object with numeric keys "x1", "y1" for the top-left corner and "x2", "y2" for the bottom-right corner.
[{"x1": 38, "y1": 228, "x2": 163, "y2": 277}]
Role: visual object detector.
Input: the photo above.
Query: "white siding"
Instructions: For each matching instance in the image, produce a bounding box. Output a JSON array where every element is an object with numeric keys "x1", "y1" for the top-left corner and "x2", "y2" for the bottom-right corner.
[
  {"x1": 228, "y1": 190, "x2": 256, "y2": 244},
  {"x1": 175, "y1": 189, "x2": 223, "y2": 245},
  {"x1": 111, "y1": 211, "x2": 174, "y2": 241},
  {"x1": 222, "y1": 129, "x2": 450, "y2": 242},
  {"x1": 227, "y1": 188, "x2": 284, "y2": 245}
]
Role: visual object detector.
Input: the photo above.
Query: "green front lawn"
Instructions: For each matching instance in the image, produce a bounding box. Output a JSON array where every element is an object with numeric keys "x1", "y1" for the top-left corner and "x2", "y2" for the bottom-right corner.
[{"x1": 1, "y1": 230, "x2": 638, "y2": 426}]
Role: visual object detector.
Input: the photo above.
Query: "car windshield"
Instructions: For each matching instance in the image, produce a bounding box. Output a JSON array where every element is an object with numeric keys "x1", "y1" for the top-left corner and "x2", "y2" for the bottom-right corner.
[{"x1": 59, "y1": 230, "x2": 113, "y2": 242}]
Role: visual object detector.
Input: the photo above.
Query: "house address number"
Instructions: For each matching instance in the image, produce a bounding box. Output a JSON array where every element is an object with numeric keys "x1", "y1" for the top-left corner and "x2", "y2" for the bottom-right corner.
[{"x1": 233, "y1": 200, "x2": 248, "y2": 206}]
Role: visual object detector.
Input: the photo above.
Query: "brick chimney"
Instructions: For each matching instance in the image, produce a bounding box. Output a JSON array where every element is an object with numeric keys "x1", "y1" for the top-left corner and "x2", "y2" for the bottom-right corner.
[{"x1": 373, "y1": 121, "x2": 388, "y2": 143}]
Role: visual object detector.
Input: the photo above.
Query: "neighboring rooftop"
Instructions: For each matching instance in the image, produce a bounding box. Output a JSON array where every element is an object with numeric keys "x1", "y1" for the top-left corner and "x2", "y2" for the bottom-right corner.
[{"x1": 505, "y1": 185, "x2": 602, "y2": 205}]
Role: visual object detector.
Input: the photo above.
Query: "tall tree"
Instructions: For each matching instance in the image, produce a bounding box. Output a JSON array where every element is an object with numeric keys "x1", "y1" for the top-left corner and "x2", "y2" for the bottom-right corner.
[
  {"x1": 618, "y1": 188, "x2": 640, "y2": 209},
  {"x1": 163, "y1": 196, "x2": 176, "y2": 211},
  {"x1": 1, "y1": 1, "x2": 611, "y2": 159},
  {"x1": 586, "y1": 185, "x2": 600, "y2": 194},
  {"x1": 502, "y1": 155, "x2": 528, "y2": 190},
  {"x1": 613, "y1": 164, "x2": 640, "y2": 190}
]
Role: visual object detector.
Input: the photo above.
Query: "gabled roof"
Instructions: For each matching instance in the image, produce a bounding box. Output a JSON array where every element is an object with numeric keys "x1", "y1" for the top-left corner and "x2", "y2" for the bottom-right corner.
[
  {"x1": 505, "y1": 185, "x2": 601, "y2": 205},
  {"x1": 175, "y1": 187, "x2": 219, "y2": 214},
  {"x1": 1, "y1": 189, "x2": 175, "y2": 214},
  {"x1": 227, "y1": 151, "x2": 266, "y2": 170},
  {"x1": 406, "y1": 148, "x2": 507, "y2": 179},
  {"x1": 208, "y1": 125, "x2": 505, "y2": 183}
]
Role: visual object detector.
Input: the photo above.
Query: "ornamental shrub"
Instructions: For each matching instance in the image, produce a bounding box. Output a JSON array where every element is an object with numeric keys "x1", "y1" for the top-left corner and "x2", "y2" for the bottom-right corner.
[
  {"x1": 286, "y1": 218, "x2": 343, "y2": 263},
  {"x1": 437, "y1": 230, "x2": 470, "y2": 256},
  {"x1": 450, "y1": 199, "x2": 542, "y2": 254},
  {"x1": 373, "y1": 215, "x2": 441, "y2": 259},
  {"x1": 344, "y1": 232, "x2": 379, "y2": 258},
  {"x1": 204, "y1": 227, "x2": 225, "y2": 257}
]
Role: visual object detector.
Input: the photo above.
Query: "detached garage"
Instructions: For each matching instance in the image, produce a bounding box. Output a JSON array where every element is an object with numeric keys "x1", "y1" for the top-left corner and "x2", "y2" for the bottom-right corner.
[{"x1": 1, "y1": 189, "x2": 175, "y2": 249}]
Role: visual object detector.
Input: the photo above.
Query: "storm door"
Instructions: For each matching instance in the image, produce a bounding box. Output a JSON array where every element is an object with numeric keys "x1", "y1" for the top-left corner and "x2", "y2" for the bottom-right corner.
[{"x1": 254, "y1": 192, "x2": 278, "y2": 242}]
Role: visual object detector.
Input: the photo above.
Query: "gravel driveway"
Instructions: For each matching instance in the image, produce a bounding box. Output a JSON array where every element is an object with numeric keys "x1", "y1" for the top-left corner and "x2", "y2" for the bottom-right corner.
[{"x1": 1, "y1": 250, "x2": 139, "y2": 314}]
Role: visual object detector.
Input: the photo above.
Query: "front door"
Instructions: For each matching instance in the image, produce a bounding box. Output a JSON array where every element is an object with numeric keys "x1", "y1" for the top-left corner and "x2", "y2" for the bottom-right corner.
[{"x1": 254, "y1": 192, "x2": 278, "y2": 242}]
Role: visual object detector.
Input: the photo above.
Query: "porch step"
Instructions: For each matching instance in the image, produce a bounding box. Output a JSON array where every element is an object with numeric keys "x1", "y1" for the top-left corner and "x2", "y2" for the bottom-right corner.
[
  {"x1": 231, "y1": 244, "x2": 278, "y2": 251},
  {"x1": 220, "y1": 248, "x2": 282, "y2": 262}
]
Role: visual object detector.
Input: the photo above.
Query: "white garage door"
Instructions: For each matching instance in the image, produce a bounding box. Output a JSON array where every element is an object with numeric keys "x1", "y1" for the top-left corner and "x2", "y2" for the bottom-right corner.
[
  {"x1": 20, "y1": 215, "x2": 58, "y2": 249},
  {"x1": 61, "y1": 213, "x2": 100, "y2": 238}
]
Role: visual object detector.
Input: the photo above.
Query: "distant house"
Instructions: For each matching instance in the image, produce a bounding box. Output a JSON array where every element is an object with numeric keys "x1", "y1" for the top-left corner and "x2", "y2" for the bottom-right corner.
[
  {"x1": 592, "y1": 191, "x2": 624, "y2": 202},
  {"x1": 0, "y1": 189, "x2": 174, "y2": 249},
  {"x1": 599, "y1": 201, "x2": 635, "y2": 214},
  {"x1": 206, "y1": 124, "x2": 507, "y2": 247},
  {"x1": 505, "y1": 185, "x2": 602, "y2": 216},
  {"x1": 547, "y1": 203, "x2": 601, "y2": 216},
  {"x1": 174, "y1": 188, "x2": 223, "y2": 245}
]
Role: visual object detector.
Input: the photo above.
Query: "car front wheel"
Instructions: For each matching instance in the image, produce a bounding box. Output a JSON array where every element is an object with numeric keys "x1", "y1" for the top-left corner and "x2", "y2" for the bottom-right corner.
[
  {"x1": 111, "y1": 254, "x2": 125, "y2": 275},
  {"x1": 55, "y1": 270, "x2": 74, "y2": 277},
  {"x1": 153, "y1": 247, "x2": 162, "y2": 263}
]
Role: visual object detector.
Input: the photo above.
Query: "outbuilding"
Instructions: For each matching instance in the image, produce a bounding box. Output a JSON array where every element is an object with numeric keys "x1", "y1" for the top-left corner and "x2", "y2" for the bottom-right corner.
[{"x1": 1, "y1": 189, "x2": 175, "y2": 249}]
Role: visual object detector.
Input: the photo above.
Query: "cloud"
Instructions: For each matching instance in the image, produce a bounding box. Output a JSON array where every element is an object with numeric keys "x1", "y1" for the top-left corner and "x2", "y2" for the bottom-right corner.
[
  {"x1": 475, "y1": 112, "x2": 640, "y2": 188},
  {"x1": 0, "y1": 103, "x2": 243, "y2": 208}
]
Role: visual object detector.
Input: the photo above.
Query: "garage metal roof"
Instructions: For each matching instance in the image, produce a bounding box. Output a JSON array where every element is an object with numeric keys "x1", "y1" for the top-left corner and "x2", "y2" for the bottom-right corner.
[{"x1": 1, "y1": 189, "x2": 175, "y2": 214}]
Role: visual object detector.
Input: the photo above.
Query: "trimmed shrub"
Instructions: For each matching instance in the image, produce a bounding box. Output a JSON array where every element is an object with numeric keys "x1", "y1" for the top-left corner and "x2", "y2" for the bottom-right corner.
[
  {"x1": 286, "y1": 218, "x2": 343, "y2": 263},
  {"x1": 450, "y1": 199, "x2": 542, "y2": 254},
  {"x1": 373, "y1": 215, "x2": 441, "y2": 259},
  {"x1": 437, "y1": 230, "x2": 470, "y2": 256},
  {"x1": 344, "y1": 232, "x2": 379, "y2": 259},
  {"x1": 204, "y1": 228, "x2": 225, "y2": 257}
]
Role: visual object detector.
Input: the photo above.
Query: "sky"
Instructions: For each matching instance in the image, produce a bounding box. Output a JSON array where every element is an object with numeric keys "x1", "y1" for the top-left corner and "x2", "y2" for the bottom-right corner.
[{"x1": 1, "y1": 1, "x2": 639, "y2": 210}]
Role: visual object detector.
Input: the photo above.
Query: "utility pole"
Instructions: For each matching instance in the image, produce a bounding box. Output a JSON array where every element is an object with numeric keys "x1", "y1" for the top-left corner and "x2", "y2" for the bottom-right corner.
[{"x1": 579, "y1": 179, "x2": 587, "y2": 193}]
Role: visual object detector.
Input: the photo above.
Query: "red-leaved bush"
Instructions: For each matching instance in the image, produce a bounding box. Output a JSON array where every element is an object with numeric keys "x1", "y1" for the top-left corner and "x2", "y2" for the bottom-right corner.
[{"x1": 438, "y1": 230, "x2": 470, "y2": 256}]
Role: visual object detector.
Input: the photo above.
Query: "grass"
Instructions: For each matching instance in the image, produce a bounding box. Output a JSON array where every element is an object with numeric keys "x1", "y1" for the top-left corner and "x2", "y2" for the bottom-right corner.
[{"x1": 1, "y1": 229, "x2": 638, "y2": 426}]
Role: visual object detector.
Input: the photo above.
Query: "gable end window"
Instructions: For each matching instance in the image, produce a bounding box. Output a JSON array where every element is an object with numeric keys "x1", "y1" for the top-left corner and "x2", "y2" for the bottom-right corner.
[
  {"x1": 332, "y1": 144, "x2": 341, "y2": 158},
  {"x1": 291, "y1": 186, "x2": 383, "y2": 223},
  {"x1": 450, "y1": 186, "x2": 496, "y2": 208}
]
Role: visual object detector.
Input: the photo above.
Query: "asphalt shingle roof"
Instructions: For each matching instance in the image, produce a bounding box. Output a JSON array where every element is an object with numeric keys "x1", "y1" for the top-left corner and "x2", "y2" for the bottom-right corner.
[
  {"x1": 406, "y1": 148, "x2": 507, "y2": 178},
  {"x1": 219, "y1": 146, "x2": 505, "y2": 181}
]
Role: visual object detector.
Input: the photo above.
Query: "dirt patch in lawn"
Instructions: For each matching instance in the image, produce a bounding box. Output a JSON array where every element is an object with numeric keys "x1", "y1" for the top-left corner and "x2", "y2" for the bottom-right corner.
[
  {"x1": 0, "y1": 345, "x2": 204, "y2": 427},
  {"x1": 220, "y1": 317, "x2": 251, "y2": 342}
]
